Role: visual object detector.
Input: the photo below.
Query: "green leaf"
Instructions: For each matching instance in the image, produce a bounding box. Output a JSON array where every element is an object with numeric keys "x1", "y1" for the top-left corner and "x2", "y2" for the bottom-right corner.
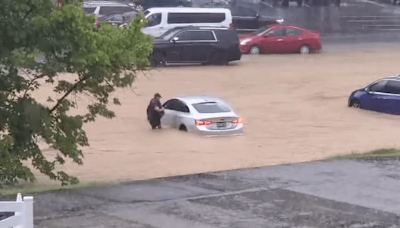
[{"x1": 0, "y1": 0, "x2": 152, "y2": 187}]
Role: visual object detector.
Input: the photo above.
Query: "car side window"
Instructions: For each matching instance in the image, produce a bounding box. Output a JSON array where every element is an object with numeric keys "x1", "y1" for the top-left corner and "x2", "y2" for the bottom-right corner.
[
  {"x1": 175, "y1": 31, "x2": 194, "y2": 41},
  {"x1": 187, "y1": 31, "x2": 215, "y2": 41},
  {"x1": 163, "y1": 99, "x2": 176, "y2": 110},
  {"x1": 175, "y1": 101, "x2": 190, "y2": 113},
  {"x1": 286, "y1": 28, "x2": 303, "y2": 36},
  {"x1": 382, "y1": 80, "x2": 400, "y2": 94},
  {"x1": 145, "y1": 13, "x2": 162, "y2": 27},
  {"x1": 268, "y1": 29, "x2": 285, "y2": 37},
  {"x1": 369, "y1": 80, "x2": 387, "y2": 93}
]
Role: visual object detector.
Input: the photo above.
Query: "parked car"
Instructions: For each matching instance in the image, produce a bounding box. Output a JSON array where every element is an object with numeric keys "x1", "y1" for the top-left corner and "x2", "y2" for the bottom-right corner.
[
  {"x1": 230, "y1": 6, "x2": 283, "y2": 33},
  {"x1": 151, "y1": 26, "x2": 241, "y2": 66},
  {"x1": 238, "y1": 25, "x2": 321, "y2": 55},
  {"x1": 141, "y1": 7, "x2": 233, "y2": 37},
  {"x1": 348, "y1": 76, "x2": 400, "y2": 115},
  {"x1": 82, "y1": 1, "x2": 137, "y2": 17},
  {"x1": 161, "y1": 96, "x2": 244, "y2": 135},
  {"x1": 95, "y1": 13, "x2": 135, "y2": 27},
  {"x1": 131, "y1": 0, "x2": 192, "y2": 12},
  {"x1": 199, "y1": 4, "x2": 283, "y2": 33}
]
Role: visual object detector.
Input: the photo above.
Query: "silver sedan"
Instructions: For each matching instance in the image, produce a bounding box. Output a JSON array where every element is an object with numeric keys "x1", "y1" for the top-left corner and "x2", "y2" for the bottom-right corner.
[{"x1": 161, "y1": 96, "x2": 244, "y2": 135}]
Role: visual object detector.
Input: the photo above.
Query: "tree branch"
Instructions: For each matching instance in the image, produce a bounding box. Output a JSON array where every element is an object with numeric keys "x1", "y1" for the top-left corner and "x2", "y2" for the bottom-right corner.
[
  {"x1": 23, "y1": 73, "x2": 47, "y2": 97},
  {"x1": 49, "y1": 76, "x2": 89, "y2": 113}
]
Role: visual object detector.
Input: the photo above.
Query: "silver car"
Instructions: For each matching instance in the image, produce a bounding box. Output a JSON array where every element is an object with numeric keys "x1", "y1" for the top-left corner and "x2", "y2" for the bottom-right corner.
[{"x1": 161, "y1": 96, "x2": 244, "y2": 135}]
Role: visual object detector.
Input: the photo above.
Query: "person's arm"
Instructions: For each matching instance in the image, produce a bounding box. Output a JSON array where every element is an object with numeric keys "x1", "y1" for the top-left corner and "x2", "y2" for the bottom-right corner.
[
  {"x1": 155, "y1": 106, "x2": 164, "y2": 112},
  {"x1": 154, "y1": 100, "x2": 164, "y2": 112}
]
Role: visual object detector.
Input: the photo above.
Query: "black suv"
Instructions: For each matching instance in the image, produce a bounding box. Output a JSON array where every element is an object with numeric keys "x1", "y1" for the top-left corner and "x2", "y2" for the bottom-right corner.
[{"x1": 151, "y1": 26, "x2": 241, "y2": 66}]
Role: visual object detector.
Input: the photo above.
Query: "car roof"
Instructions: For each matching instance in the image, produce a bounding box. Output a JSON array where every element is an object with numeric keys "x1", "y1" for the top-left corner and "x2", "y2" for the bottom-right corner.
[
  {"x1": 83, "y1": 1, "x2": 130, "y2": 7},
  {"x1": 175, "y1": 96, "x2": 226, "y2": 105},
  {"x1": 147, "y1": 7, "x2": 231, "y2": 13},
  {"x1": 383, "y1": 76, "x2": 400, "y2": 80}
]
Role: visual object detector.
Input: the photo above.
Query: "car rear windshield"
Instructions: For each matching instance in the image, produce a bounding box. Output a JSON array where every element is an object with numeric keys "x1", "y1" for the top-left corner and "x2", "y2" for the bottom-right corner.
[{"x1": 192, "y1": 102, "x2": 231, "y2": 113}]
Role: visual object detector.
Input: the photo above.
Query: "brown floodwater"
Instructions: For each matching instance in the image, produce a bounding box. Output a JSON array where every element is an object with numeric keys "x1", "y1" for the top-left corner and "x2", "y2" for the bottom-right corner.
[{"x1": 31, "y1": 43, "x2": 400, "y2": 184}]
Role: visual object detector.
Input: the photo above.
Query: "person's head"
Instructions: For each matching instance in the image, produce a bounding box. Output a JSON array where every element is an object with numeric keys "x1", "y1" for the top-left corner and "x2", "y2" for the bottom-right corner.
[{"x1": 154, "y1": 93, "x2": 162, "y2": 100}]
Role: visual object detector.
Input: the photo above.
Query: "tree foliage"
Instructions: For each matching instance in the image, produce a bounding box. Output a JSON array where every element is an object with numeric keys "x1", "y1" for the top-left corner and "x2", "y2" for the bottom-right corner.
[{"x1": 0, "y1": 0, "x2": 153, "y2": 186}]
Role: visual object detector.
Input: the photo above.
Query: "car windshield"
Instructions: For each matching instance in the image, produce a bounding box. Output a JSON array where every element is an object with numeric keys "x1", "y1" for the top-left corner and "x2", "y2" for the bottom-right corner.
[
  {"x1": 192, "y1": 102, "x2": 231, "y2": 113},
  {"x1": 252, "y1": 26, "x2": 270, "y2": 35}
]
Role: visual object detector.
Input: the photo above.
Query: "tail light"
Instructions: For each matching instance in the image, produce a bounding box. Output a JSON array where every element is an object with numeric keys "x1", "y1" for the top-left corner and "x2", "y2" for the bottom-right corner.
[
  {"x1": 232, "y1": 117, "x2": 244, "y2": 124},
  {"x1": 195, "y1": 120, "x2": 213, "y2": 126}
]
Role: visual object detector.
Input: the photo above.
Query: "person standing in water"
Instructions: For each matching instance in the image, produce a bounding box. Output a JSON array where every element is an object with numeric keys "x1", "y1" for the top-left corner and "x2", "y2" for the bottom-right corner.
[{"x1": 147, "y1": 93, "x2": 165, "y2": 129}]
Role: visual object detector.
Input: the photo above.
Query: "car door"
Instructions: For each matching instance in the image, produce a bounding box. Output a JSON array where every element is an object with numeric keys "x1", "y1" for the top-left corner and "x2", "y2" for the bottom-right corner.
[
  {"x1": 365, "y1": 80, "x2": 392, "y2": 113},
  {"x1": 382, "y1": 80, "x2": 400, "y2": 114},
  {"x1": 284, "y1": 28, "x2": 304, "y2": 53},
  {"x1": 162, "y1": 99, "x2": 179, "y2": 126},
  {"x1": 172, "y1": 30, "x2": 198, "y2": 63},
  {"x1": 183, "y1": 30, "x2": 217, "y2": 62},
  {"x1": 259, "y1": 28, "x2": 286, "y2": 53},
  {"x1": 172, "y1": 100, "x2": 191, "y2": 128}
]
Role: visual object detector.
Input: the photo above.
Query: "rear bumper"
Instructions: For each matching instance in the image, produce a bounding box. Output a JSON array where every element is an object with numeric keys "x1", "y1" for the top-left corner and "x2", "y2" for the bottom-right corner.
[{"x1": 194, "y1": 124, "x2": 244, "y2": 135}]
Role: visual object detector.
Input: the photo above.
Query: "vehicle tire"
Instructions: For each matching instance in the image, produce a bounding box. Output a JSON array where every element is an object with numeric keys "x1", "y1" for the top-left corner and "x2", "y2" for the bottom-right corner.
[
  {"x1": 152, "y1": 52, "x2": 166, "y2": 67},
  {"x1": 249, "y1": 45, "x2": 260, "y2": 55},
  {"x1": 299, "y1": 45, "x2": 310, "y2": 54},
  {"x1": 179, "y1": 125, "x2": 187, "y2": 132},
  {"x1": 350, "y1": 99, "x2": 361, "y2": 109}
]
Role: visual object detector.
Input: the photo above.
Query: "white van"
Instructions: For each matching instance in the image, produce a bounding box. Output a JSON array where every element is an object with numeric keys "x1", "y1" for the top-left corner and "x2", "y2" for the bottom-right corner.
[{"x1": 141, "y1": 7, "x2": 233, "y2": 37}]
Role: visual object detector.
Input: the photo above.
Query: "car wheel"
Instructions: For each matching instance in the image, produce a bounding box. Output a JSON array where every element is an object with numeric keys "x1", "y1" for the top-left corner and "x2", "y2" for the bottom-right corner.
[
  {"x1": 249, "y1": 46, "x2": 260, "y2": 55},
  {"x1": 179, "y1": 125, "x2": 187, "y2": 132},
  {"x1": 300, "y1": 45, "x2": 310, "y2": 54},
  {"x1": 152, "y1": 52, "x2": 166, "y2": 67},
  {"x1": 350, "y1": 99, "x2": 361, "y2": 109}
]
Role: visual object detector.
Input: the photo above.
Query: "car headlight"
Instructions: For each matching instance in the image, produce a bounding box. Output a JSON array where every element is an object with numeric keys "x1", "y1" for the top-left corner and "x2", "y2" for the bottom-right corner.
[{"x1": 240, "y1": 39, "x2": 251, "y2": 45}]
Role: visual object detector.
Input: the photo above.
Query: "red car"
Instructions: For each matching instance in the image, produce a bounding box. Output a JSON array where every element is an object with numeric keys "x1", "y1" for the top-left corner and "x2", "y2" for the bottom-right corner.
[{"x1": 239, "y1": 25, "x2": 322, "y2": 55}]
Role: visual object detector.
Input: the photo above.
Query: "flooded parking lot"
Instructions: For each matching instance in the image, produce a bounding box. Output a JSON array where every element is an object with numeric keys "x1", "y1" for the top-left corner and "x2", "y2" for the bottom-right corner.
[{"x1": 32, "y1": 42, "x2": 400, "y2": 184}]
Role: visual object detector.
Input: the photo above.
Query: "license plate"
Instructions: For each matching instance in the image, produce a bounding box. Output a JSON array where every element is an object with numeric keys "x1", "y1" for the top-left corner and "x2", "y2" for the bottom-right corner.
[{"x1": 217, "y1": 122, "x2": 226, "y2": 128}]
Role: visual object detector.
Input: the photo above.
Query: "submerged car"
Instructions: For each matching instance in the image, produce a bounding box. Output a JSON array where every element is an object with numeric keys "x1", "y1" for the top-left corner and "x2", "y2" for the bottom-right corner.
[
  {"x1": 239, "y1": 24, "x2": 321, "y2": 55},
  {"x1": 161, "y1": 96, "x2": 244, "y2": 135},
  {"x1": 348, "y1": 76, "x2": 400, "y2": 115},
  {"x1": 151, "y1": 26, "x2": 241, "y2": 66}
]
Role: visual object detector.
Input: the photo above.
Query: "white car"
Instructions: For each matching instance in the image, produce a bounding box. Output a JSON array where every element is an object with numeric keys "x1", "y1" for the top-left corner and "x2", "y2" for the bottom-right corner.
[{"x1": 161, "y1": 96, "x2": 244, "y2": 135}]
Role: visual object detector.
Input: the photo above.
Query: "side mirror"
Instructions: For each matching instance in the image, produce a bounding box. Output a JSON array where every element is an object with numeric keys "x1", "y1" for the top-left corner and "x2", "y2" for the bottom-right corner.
[
  {"x1": 171, "y1": 37, "x2": 179, "y2": 43},
  {"x1": 365, "y1": 87, "x2": 370, "y2": 93}
]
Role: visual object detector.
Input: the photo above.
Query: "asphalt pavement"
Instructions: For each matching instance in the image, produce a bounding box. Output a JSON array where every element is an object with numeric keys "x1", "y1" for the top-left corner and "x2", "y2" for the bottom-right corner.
[{"x1": 12, "y1": 157, "x2": 397, "y2": 228}]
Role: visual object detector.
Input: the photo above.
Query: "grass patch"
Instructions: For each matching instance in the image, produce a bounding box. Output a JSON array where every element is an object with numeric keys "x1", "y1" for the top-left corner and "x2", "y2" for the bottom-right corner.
[
  {"x1": 331, "y1": 148, "x2": 400, "y2": 160},
  {"x1": 0, "y1": 181, "x2": 114, "y2": 197}
]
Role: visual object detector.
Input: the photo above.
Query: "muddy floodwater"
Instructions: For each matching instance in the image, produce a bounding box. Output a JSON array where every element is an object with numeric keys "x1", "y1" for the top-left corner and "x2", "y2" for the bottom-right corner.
[{"x1": 32, "y1": 43, "x2": 400, "y2": 184}]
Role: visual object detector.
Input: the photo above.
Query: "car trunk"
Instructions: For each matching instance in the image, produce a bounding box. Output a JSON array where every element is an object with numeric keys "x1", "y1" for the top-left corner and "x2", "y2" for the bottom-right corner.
[{"x1": 196, "y1": 113, "x2": 240, "y2": 131}]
